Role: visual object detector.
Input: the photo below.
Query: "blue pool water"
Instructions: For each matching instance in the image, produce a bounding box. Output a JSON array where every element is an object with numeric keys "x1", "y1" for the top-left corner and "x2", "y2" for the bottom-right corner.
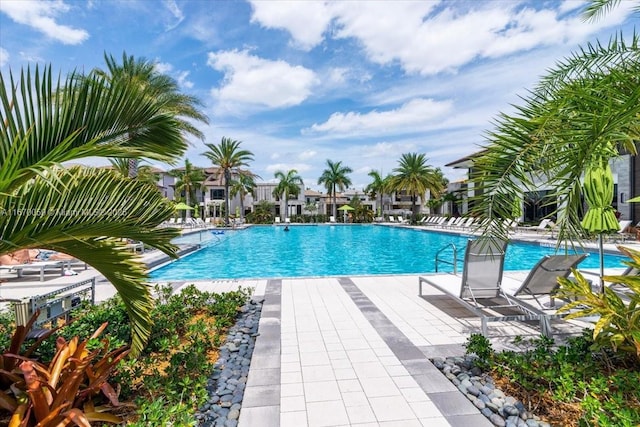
[{"x1": 149, "y1": 225, "x2": 628, "y2": 281}]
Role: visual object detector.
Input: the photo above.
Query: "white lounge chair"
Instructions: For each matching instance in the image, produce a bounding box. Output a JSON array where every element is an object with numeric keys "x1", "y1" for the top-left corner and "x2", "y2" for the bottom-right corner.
[
  {"x1": 329, "y1": 216, "x2": 336, "y2": 223},
  {"x1": 274, "y1": 217, "x2": 281, "y2": 224},
  {"x1": 419, "y1": 238, "x2": 587, "y2": 336}
]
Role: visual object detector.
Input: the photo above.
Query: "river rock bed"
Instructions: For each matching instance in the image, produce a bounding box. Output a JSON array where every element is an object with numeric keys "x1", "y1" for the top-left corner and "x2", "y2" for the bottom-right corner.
[
  {"x1": 432, "y1": 355, "x2": 552, "y2": 427},
  {"x1": 195, "y1": 298, "x2": 263, "y2": 427}
]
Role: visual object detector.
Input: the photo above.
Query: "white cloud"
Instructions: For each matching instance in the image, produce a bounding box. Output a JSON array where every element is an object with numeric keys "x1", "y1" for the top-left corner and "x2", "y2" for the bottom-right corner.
[
  {"x1": 207, "y1": 49, "x2": 318, "y2": 111},
  {"x1": 176, "y1": 70, "x2": 194, "y2": 89},
  {"x1": 359, "y1": 142, "x2": 414, "y2": 159},
  {"x1": 0, "y1": 48, "x2": 8, "y2": 67},
  {"x1": 249, "y1": 0, "x2": 333, "y2": 50},
  {"x1": 1, "y1": 0, "x2": 89, "y2": 45},
  {"x1": 163, "y1": 0, "x2": 185, "y2": 31},
  {"x1": 305, "y1": 98, "x2": 453, "y2": 137},
  {"x1": 298, "y1": 150, "x2": 317, "y2": 161},
  {"x1": 154, "y1": 62, "x2": 194, "y2": 89},
  {"x1": 247, "y1": 1, "x2": 632, "y2": 77},
  {"x1": 266, "y1": 163, "x2": 312, "y2": 174}
]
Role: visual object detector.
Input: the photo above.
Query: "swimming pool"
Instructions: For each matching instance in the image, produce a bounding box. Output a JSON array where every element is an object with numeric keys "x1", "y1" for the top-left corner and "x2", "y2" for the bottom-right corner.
[{"x1": 149, "y1": 225, "x2": 628, "y2": 281}]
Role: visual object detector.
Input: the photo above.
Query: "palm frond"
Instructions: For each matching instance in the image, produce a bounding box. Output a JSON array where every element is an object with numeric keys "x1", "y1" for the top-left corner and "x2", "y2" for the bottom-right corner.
[
  {"x1": 0, "y1": 65, "x2": 187, "y2": 172},
  {"x1": 0, "y1": 167, "x2": 180, "y2": 355}
]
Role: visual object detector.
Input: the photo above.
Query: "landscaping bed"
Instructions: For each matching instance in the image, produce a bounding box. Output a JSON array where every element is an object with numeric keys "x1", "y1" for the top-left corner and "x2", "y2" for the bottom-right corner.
[
  {"x1": 0, "y1": 284, "x2": 255, "y2": 426},
  {"x1": 436, "y1": 333, "x2": 640, "y2": 427}
]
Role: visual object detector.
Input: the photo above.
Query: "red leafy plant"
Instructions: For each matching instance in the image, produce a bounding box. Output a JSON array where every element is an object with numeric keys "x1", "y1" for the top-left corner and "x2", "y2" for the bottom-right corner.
[{"x1": 0, "y1": 311, "x2": 130, "y2": 426}]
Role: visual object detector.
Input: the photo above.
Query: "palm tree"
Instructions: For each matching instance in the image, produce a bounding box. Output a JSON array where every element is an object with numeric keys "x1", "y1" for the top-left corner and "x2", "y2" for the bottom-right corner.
[
  {"x1": 365, "y1": 170, "x2": 390, "y2": 218},
  {"x1": 317, "y1": 160, "x2": 353, "y2": 219},
  {"x1": 170, "y1": 159, "x2": 206, "y2": 218},
  {"x1": 469, "y1": 20, "x2": 640, "y2": 242},
  {"x1": 1, "y1": 64, "x2": 187, "y2": 355},
  {"x1": 389, "y1": 153, "x2": 444, "y2": 223},
  {"x1": 230, "y1": 172, "x2": 259, "y2": 222},
  {"x1": 273, "y1": 170, "x2": 303, "y2": 222},
  {"x1": 202, "y1": 137, "x2": 254, "y2": 226},
  {"x1": 93, "y1": 52, "x2": 209, "y2": 177},
  {"x1": 109, "y1": 158, "x2": 160, "y2": 188}
]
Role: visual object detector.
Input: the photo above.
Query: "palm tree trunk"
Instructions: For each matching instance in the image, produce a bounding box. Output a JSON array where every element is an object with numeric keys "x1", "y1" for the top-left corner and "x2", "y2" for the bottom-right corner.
[
  {"x1": 240, "y1": 192, "x2": 245, "y2": 221},
  {"x1": 284, "y1": 195, "x2": 288, "y2": 222},
  {"x1": 224, "y1": 170, "x2": 231, "y2": 226},
  {"x1": 185, "y1": 190, "x2": 191, "y2": 219},
  {"x1": 332, "y1": 185, "x2": 337, "y2": 219}
]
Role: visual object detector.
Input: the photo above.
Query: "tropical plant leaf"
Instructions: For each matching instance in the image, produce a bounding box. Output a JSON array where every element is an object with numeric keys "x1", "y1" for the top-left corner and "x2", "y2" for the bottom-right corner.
[{"x1": 0, "y1": 167, "x2": 180, "y2": 353}]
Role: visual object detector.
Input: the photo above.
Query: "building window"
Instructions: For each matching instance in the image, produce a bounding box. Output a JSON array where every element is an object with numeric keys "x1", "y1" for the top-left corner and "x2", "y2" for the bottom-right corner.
[{"x1": 210, "y1": 189, "x2": 225, "y2": 200}]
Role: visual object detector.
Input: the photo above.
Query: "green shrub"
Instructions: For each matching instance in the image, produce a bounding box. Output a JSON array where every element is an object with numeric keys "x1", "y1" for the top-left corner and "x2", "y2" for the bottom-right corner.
[{"x1": 556, "y1": 245, "x2": 640, "y2": 361}]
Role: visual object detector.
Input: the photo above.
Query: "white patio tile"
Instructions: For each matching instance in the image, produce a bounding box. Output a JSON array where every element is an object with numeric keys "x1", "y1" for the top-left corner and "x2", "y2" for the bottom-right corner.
[
  {"x1": 281, "y1": 361, "x2": 301, "y2": 373},
  {"x1": 328, "y1": 350, "x2": 349, "y2": 360},
  {"x1": 330, "y1": 358, "x2": 353, "y2": 369},
  {"x1": 306, "y1": 400, "x2": 349, "y2": 427},
  {"x1": 334, "y1": 367, "x2": 357, "y2": 380},
  {"x1": 359, "y1": 375, "x2": 401, "y2": 398},
  {"x1": 346, "y1": 404, "x2": 377, "y2": 424},
  {"x1": 300, "y1": 351, "x2": 331, "y2": 366},
  {"x1": 400, "y1": 387, "x2": 429, "y2": 403},
  {"x1": 379, "y1": 355, "x2": 403, "y2": 366},
  {"x1": 369, "y1": 395, "x2": 415, "y2": 422},
  {"x1": 281, "y1": 371, "x2": 303, "y2": 384},
  {"x1": 392, "y1": 375, "x2": 418, "y2": 389},
  {"x1": 380, "y1": 420, "x2": 424, "y2": 427},
  {"x1": 304, "y1": 380, "x2": 341, "y2": 402},
  {"x1": 302, "y1": 364, "x2": 335, "y2": 382},
  {"x1": 385, "y1": 364, "x2": 410, "y2": 377},
  {"x1": 409, "y1": 400, "x2": 441, "y2": 418},
  {"x1": 341, "y1": 390, "x2": 369, "y2": 407},
  {"x1": 352, "y1": 361, "x2": 389, "y2": 378},
  {"x1": 281, "y1": 352, "x2": 300, "y2": 363},
  {"x1": 337, "y1": 378, "x2": 362, "y2": 393},
  {"x1": 420, "y1": 417, "x2": 452, "y2": 427},
  {"x1": 281, "y1": 382, "x2": 304, "y2": 397},
  {"x1": 347, "y1": 348, "x2": 379, "y2": 363},
  {"x1": 280, "y1": 410, "x2": 308, "y2": 427},
  {"x1": 341, "y1": 338, "x2": 371, "y2": 350},
  {"x1": 281, "y1": 395, "x2": 306, "y2": 412}
]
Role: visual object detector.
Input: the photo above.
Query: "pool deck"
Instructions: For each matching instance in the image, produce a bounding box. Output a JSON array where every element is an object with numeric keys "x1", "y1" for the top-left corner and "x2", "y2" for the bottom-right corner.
[{"x1": 2, "y1": 227, "x2": 638, "y2": 427}]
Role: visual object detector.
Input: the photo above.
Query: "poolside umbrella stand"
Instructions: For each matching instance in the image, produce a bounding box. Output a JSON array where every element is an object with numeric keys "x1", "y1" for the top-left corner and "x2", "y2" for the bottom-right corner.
[
  {"x1": 338, "y1": 205, "x2": 355, "y2": 223},
  {"x1": 580, "y1": 162, "x2": 619, "y2": 291}
]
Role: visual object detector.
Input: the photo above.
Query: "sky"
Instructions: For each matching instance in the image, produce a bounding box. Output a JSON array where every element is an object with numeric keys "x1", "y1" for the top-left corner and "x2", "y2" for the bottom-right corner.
[{"x1": 0, "y1": 0, "x2": 637, "y2": 192}]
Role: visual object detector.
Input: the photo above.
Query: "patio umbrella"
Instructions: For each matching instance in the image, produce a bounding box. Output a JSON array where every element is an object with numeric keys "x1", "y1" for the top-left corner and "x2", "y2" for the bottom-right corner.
[
  {"x1": 338, "y1": 205, "x2": 355, "y2": 223},
  {"x1": 511, "y1": 197, "x2": 522, "y2": 222},
  {"x1": 174, "y1": 202, "x2": 194, "y2": 210},
  {"x1": 580, "y1": 162, "x2": 619, "y2": 291}
]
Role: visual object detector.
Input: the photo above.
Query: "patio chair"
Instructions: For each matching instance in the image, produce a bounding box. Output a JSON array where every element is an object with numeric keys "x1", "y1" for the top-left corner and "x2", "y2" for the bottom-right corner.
[
  {"x1": 418, "y1": 238, "x2": 587, "y2": 336},
  {"x1": 388, "y1": 216, "x2": 396, "y2": 223},
  {"x1": 274, "y1": 216, "x2": 281, "y2": 224},
  {"x1": 329, "y1": 216, "x2": 336, "y2": 223}
]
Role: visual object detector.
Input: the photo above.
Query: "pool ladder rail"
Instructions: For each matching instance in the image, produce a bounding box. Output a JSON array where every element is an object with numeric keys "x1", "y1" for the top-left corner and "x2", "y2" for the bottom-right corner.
[{"x1": 434, "y1": 243, "x2": 462, "y2": 274}]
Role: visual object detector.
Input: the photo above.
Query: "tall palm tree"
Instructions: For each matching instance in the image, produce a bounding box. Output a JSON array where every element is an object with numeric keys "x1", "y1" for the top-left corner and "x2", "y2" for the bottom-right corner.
[
  {"x1": 389, "y1": 153, "x2": 444, "y2": 223},
  {"x1": 365, "y1": 170, "x2": 390, "y2": 217},
  {"x1": 317, "y1": 160, "x2": 353, "y2": 219},
  {"x1": 230, "y1": 172, "x2": 259, "y2": 222},
  {"x1": 93, "y1": 52, "x2": 209, "y2": 177},
  {"x1": 170, "y1": 159, "x2": 206, "y2": 218},
  {"x1": 202, "y1": 137, "x2": 254, "y2": 226},
  {"x1": 1, "y1": 64, "x2": 187, "y2": 355},
  {"x1": 273, "y1": 170, "x2": 303, "y2": 222}
]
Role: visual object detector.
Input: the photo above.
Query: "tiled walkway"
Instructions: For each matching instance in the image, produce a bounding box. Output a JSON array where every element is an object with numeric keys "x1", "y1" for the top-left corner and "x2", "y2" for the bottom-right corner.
[
  {"x1": 228, "y1": 274, "x2": 589, "y2": 427},
  {"x1": 5, "y1": 267, "x2": 592, "y2": 427}
]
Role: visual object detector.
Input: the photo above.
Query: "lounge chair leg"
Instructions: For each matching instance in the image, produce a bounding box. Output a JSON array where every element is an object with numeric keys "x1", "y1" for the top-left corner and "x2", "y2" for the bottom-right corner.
[
  {"x1": 540, "y1": 316, "x2": 551, "y2": 337},
  {"x1": 481, "y1": 318, "x2": 488, "y2": 336}
]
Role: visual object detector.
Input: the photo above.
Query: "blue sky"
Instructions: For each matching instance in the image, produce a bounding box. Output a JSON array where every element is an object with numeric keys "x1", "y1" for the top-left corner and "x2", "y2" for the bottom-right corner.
[{"x1": 0, "y1": 0, "x2": 636, "y2": 191}]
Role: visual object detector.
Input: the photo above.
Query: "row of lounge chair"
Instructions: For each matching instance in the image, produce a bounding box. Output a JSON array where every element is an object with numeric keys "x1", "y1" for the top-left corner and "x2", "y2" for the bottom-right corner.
[{"x1": 418, "y1": 238, "x2": 589, "y2": 337}]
